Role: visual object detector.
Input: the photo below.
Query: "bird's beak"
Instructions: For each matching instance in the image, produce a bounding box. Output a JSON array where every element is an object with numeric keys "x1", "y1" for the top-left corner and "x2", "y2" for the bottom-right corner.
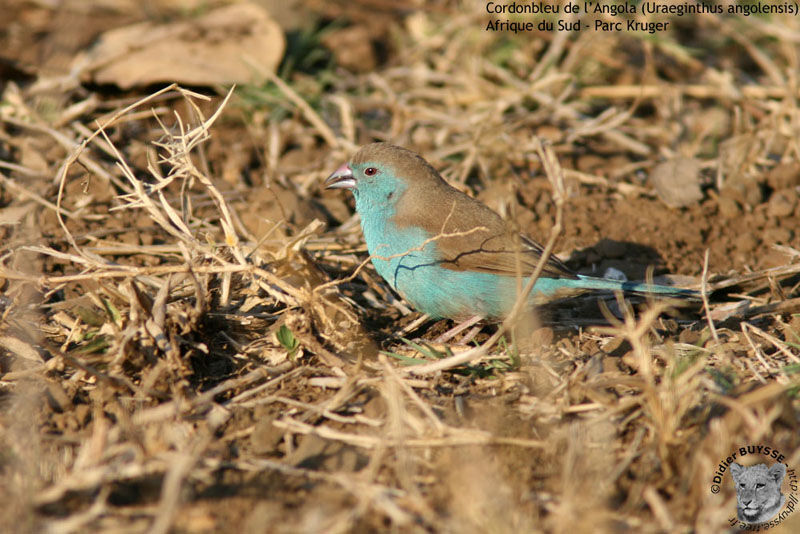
[{"x1": 324, "y1": 163, "x2": 356, "y2": 190}]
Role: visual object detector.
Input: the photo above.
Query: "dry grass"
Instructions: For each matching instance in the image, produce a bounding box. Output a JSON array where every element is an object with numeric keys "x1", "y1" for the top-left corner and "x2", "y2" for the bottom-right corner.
[{"x1": 1, "y1": 2, "x2": 800, "y2": 533}]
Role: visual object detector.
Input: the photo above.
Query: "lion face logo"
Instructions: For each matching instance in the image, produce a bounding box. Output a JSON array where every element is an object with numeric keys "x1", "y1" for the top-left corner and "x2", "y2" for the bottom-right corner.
[{"x1": 730, "y1": 462, "x2": 787, "y2": 524}]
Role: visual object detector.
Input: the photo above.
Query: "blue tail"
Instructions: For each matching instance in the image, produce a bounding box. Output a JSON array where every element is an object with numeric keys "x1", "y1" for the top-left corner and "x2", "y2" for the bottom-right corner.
[
  {"x1": 533, "y1": 275, "x2": 699, "y2": 300},
  {"x1": 573, "y1": 275, "x2": 699, "y2": 298}
]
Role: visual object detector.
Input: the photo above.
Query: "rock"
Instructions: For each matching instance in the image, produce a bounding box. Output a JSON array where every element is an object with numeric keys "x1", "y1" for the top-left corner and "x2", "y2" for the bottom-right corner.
[
  {"x1": 602, "y1": 266, "x2": 627, "y2": 281},
  {"x1": 745, "y1": 182, "x2": 765, "y2": 205},
  {"x1": 717, "y1": 195, "x2": 741, "y2": 219},
  {"x1": 530, "y1": 327, "x2": 554, "y2": 347},
  {"x1": 719, "y1": 185, "x2": 745, "y2": 204},
  {"x1": 649, "y1": 157, "x2": 704, "y2": 208},
  {"x1": 734, "y1": 233, "x2": 758, "y2": 252},
  {"x1": 763, "y1": 227, "x2": 793, "y2": 245},
  {"x1": 766, "y1": 162, "x2": 800, "y2": 190},
  {"x1": 767, "y1": 189, "x2": 797, "y2": 218},
  {"x1": 576, "y1": 154, "x2": 606, "y2": 173},
  {"x1": 678, "y1": 329, "x2": 701, "y2": 345}
]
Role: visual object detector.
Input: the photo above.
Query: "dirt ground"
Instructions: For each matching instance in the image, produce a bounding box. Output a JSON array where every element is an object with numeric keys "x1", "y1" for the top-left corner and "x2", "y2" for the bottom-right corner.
[{"x1": 1, "y1": 1, "x2": 799, "y2": 533}]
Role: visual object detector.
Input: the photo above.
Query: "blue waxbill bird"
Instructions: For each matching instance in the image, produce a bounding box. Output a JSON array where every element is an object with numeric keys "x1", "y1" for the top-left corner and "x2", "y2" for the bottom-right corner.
[{"x1": 325, "y1": 143, "x2": 697, "y2": 321}]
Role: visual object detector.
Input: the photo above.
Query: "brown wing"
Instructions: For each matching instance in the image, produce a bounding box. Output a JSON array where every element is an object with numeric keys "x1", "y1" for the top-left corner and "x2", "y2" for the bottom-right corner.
[
  {"x1": 394, "y1": 183, "x2": 576, "y2": 280},
  {"x1": 435, "y1": 223, "x2": 577, "y2": 280}
]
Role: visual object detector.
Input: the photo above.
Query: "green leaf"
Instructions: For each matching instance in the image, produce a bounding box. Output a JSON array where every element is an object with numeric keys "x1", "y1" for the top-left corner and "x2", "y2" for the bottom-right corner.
[
  {"x1": 276, "y1": 325, "x2": 300, "y2": 355},
  {"x1": 783, "y1": 363, "x2": 800, "y2": 375},
  {"x1": 707, "y1": 367, "x2": 736, "y2": 394},
  {"x1": 399, "y1": 337, "x2": 451, "y2": 360},
  {"x1": 75, "y1": 306, "x2": 105, "y2": 327},
  {"x1": 74, "y1": 335, "x2": 110, "y2": 355},
  {"x1": 102, "y1": 298, "x2": 122, "y2": 327},
  {"x1": 381, "y1": 351, "x2": 428, "y2": 366}
]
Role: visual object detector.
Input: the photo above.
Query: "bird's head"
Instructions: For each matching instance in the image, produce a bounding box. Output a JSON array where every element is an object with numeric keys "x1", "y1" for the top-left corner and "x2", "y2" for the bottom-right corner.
[{"x1": 325, "y1": 143, "x2": 443, "y2": 212}]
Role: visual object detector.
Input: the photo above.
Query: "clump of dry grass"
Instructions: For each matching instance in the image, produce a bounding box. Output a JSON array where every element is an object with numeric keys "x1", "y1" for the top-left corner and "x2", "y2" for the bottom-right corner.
[
  {"x1": 0, "y1": 84, "x2": 361, "y2": 532},
  {"x1": 1, "y1": 3, "x2": 800, "y2": 533}
]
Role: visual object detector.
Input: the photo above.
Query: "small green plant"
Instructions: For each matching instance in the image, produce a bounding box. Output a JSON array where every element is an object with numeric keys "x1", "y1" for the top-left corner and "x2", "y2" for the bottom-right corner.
[
  {"x1": 784, "y1": 319, "x2": 800, "y2": 350},
  {"x1": 382, "y1": 337, "x2": 452, "y2": 365},
  {"x1": 102, "y1": 298, "x2": 122, "y2": 328},
  {"x1": 498, "y1": 335, "x2": 520, "y2": 369},
  {"x1": 73, "y1": 332, "x2": 111, "y2": 356},
  {"x1": 382, "y1": 335, "x2": 519, "y2": 377},
  {"x1": 74, "y1": 305, "x2": 105, "y2": 327},
  {"x1": 276, "y1": 325, "x2": 301, "y2": 359},
  {"x1": 235, "y1": 19, "x2": 339, "y2": 120},
  {"x1": 784, "y1": 363, "x2": 800, "y2": 398},
  {"x1": 707, "y1": 366, "x2": 737, "y2": 394},
  {"x1": 672, "y1": 332, "x2": 710, "y2": 378},
  {"x1": 70, "y1": 302, "x2": 119, "y2": 357}
]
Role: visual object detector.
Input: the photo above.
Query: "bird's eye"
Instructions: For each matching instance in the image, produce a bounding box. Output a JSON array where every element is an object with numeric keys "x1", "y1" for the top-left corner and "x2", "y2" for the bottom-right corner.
[{"x1": 364, "y1": 167, "x2": 378, "y2": 176}]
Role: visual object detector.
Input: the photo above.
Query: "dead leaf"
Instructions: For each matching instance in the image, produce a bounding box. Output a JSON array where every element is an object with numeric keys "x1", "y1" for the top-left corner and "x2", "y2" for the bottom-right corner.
[
  {"x1": 75, "y1": 3, "x2": 285, "y2": 89},
  {"x1": 0, "y1": 335, "x2": 44, "y2": 363},
  {"x1": 0, "y1": 203, "x2": 32, "y2": 226}
]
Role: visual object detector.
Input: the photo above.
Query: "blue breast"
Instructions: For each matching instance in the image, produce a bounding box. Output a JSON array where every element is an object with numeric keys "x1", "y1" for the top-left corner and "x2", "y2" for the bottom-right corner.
[
  {"x1": 365, "y1": 222, "x2": 512, "y2": 318},
  {"x1": 357, "y1": 207, "x2": 573, "y2": 319}
]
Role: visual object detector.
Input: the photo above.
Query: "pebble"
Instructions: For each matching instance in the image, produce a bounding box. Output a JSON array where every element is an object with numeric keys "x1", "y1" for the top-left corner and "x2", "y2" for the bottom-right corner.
[
  {"x1": 530, "y1": 326, "x2": 554, "y2": 347},
  {"x1": 678, "y1": 329, "x2": 702, "y2": 345},
  {"x1": 763, "y1": 227, "x2": 793, "y2": 245},
  {"x1": 717, "y1": 195, "x2": 741, "y2": 219},
  {"x1": 766, "y1": 162, "x2": 800, "y2": 190},
  {"x1": 576, "y1": 154, "x2": 606, "y2": 173},
  {"x1": 734, "y1": 233, "x2": 758, "y2": 251},
  {"x1": 767, "y1": 189, "x2": 797, "y2": 218},
  {"x1": 649, "y1": 157, "x2": 704, "y2": 208}
]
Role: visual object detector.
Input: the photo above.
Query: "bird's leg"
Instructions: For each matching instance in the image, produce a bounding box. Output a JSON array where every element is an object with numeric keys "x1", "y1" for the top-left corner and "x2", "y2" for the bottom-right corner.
[{"x1": 434, "y1": 315, "x2": 484, "y2": 343}]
